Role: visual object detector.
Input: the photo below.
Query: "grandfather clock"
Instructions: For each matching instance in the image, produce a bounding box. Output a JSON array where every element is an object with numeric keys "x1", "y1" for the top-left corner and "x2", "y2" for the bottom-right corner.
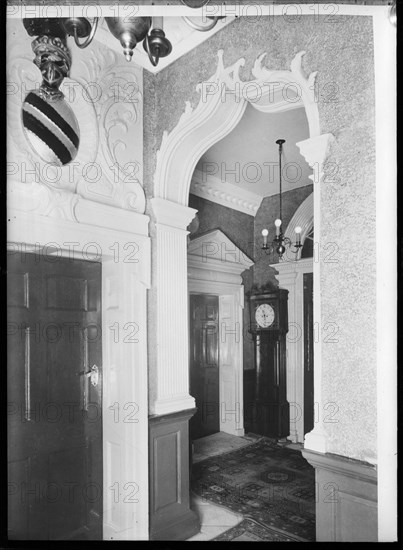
[{"x1": 249, "y1": 289, "x2": 289, "y2": 439}]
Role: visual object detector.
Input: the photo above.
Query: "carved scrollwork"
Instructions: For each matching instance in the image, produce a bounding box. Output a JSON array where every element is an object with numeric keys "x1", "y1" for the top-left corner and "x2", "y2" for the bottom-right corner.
[
  {"x1": 8, "y1": 178, "x2": 80, "y2": 221},
  {"x1": 7, "y1": 28, "x2": 98, "y2": 211},
  {"x1": 7, "y1": 18, "x2": 146, "y2": 217},
  {"x1": 71, "y1": 44, "x2": 145, "y2": 213}
]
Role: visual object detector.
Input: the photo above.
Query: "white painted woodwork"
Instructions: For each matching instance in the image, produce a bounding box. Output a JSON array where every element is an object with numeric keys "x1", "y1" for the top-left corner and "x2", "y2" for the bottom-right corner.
[
  {"x1": 188, "y1": 230, "x2": 253, "y2": 437},
  {"x1": 296, "y1": 134, "x2": 334, "y2": 454},
  {"x1": 218, "y1": 294, "x2": 244, "y2": 436},
  {"x1": 274, "y1": 194, "x2": 314, "y2": 442},
  {"x1": 150, "y1": 198, "x2": 198, "y2": 415},
  {"x1": 373, "y1": 9, "x2": 397, "y2": 541},
  {"x1": 273, "y1": 258, "x2": 313, "y2": 443}
]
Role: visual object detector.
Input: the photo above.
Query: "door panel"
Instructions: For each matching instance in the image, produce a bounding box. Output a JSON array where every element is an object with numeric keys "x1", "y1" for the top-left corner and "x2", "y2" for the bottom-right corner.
[
  {"x1": 303, "y1": 272, "x2": 314, "y2": 435},
  {"x1": 189, "y1": 295, "x2": 219, "y2": 440},
  {"x1": 7, "y1": 252, "x2": 102, "y2": 540}
]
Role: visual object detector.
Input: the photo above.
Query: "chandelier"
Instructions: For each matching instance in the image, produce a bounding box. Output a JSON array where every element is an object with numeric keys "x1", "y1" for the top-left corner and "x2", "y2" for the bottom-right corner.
[{"x1": 261, "y1": 139, "x2": 303, "y2": 260}]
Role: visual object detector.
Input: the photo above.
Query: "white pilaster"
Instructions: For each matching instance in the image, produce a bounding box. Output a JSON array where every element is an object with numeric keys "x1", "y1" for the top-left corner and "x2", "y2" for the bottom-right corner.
[
  {"x1": 150, "y1": 198, "x2": 198, "y2": 416},
  {"x1": 274, "y1": 259, "x2": 313, "y2": 443},
  {"x1": 297, "y1": 133, "x2": 334, "y2": 454}
]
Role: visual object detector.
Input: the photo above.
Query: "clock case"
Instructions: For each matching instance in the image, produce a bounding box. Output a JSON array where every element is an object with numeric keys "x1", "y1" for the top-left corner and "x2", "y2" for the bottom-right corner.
[
  {"x1": 246, "y1": 288, "x2": 290, "y2": 439},
  {"x1": 249, "y1": 289, "x2": 289, "y2": 334}
]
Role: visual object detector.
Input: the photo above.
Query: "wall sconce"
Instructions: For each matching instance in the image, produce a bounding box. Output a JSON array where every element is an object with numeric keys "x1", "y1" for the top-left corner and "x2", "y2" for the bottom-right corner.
[
  {"x1": 23, "y1": 0, "x2": 225, "y2": 67},
  {"x1": 61, "y1": 16, "x2": 172, "y2": 65}
]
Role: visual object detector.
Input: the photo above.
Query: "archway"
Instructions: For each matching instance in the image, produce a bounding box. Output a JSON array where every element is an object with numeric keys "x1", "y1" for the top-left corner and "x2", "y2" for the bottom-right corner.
[
  {"x1": 150, "y1": 49, "x2": 334, "y2": 456},
  {"x1": 148, "y1": 49, "x2": 335, "y2": 541}
]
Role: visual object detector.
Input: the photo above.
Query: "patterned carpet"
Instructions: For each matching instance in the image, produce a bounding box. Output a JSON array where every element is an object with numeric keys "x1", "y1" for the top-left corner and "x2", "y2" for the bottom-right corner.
[
  {"x1": 191, "y1": 438, "x2": 316, "y2": 541},
  {"x1": 213, "y1": 517, "x2": 307, "y2": 542}
]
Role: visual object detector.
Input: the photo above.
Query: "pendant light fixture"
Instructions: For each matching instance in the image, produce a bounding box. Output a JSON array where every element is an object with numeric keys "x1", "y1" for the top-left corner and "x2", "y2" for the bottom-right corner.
[{"x1": 261, "y1": 139, "x2": 303, "y2": 260}]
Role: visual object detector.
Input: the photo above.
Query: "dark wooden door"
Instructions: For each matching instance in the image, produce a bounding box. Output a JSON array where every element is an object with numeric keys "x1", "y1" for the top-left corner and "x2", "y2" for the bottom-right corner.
[
  {"x1": 189, "y1": 294, "x2": 219, "y2": 440},
  {"x1": 7, "y1": 252, "x2": 102, "y2": 540},
  {"x1": 303, "y1": 272, "x2": 314, "y2": 435}
]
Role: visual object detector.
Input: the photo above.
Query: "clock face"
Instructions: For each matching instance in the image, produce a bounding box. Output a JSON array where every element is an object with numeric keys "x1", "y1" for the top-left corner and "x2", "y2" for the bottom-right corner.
[{"x1": 255, "y1": 303, "x2": 275, "y2": 328}]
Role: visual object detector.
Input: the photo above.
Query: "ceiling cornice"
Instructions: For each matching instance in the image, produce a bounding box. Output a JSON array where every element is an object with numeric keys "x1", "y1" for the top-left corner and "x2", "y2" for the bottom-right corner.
[{"x1": 190, "y1": 168, "x2": 263, "y2": 217}]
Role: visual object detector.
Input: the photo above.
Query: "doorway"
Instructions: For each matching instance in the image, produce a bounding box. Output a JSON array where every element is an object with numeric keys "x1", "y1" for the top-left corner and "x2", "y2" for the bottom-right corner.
[{"x1": 7, "y1": 252, "x2": 102, "y2": 540}]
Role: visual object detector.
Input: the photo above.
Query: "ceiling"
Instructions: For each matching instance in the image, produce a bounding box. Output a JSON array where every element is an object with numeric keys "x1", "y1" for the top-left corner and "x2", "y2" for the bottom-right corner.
[{"x1": 194, "y1": 105, "x2": 312, "y2": 200}]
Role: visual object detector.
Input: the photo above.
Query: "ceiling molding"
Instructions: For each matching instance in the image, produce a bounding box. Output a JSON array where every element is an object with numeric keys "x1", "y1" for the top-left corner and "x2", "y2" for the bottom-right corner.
[{"x1": 190, "y1": 168, "x2": 263, "y2": 217}]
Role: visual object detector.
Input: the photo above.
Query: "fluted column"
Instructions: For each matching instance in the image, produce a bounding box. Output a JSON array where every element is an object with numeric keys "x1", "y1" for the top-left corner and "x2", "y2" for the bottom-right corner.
[{"x1": 150, "y1": 198, "x2": 197, "y2": 416}]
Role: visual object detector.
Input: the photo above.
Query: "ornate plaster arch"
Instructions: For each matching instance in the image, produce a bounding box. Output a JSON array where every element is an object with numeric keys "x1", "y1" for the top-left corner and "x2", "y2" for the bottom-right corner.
[
  {"x1": 154, "y1": 49, "x2": 322, "y2": 206},
  {"x1": 151, "y1": 50, "x2": 335, "y2": 458}
]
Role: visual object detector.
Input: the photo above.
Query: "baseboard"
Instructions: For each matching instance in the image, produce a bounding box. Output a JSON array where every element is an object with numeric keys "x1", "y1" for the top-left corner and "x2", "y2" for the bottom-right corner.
[{"x1": 150, "y1": 508, "x2": 201, "y2": 541}]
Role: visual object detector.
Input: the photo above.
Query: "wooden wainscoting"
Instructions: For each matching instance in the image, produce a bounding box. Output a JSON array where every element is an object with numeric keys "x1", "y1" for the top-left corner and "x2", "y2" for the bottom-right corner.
[
  {"x1": 302, "y1": 448, "x2": 378, "y2": 542},
  {"x1": 149, "y1": 409, "x2": 200, "y2": 541}
]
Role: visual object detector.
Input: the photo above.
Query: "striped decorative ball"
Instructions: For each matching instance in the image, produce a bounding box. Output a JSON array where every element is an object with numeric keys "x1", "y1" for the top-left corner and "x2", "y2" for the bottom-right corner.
[{"x1": 22, "y1": 90, "x2": 80, "y2": 166}]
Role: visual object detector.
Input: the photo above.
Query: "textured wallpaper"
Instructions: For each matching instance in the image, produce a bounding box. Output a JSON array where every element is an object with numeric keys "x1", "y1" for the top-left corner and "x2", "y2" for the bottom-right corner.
[{"x1": 144, "y1": 15, "x2": 376, "y2": 462}]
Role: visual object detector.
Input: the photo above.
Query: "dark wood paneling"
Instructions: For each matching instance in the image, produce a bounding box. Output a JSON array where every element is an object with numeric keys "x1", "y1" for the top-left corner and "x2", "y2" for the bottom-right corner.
[
  {"x1": 153, "y1": 432, "x2": 179, "y2": 511},
  {"x1": 149, "y1": 409, "x2": 200, "y2": 541},
  {"x1": 45, "y1": 275, "x2": 87, "y2": 310}
]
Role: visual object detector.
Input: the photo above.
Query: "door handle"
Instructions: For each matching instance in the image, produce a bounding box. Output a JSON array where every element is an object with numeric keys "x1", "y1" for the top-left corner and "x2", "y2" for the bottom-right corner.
[
  {"x1": 77, "y1": 365, "x2": 99, "y2": 387},
  {"x1": 89, "y1": 365, "x2": 99, "y2": 387}
]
